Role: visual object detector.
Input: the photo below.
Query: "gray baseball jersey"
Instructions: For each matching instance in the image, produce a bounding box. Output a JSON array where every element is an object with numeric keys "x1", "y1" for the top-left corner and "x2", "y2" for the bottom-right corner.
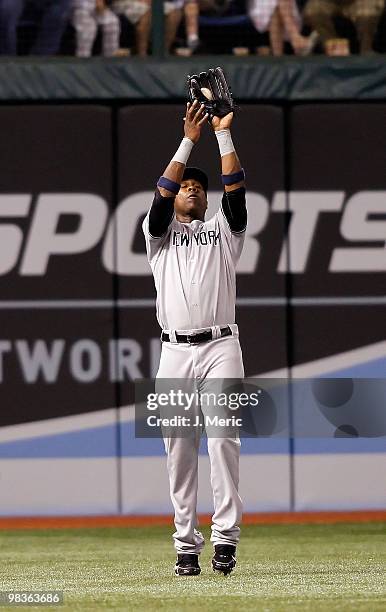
[{"x1": 142, "y1": 187, "x2": 246, "y2": 331}]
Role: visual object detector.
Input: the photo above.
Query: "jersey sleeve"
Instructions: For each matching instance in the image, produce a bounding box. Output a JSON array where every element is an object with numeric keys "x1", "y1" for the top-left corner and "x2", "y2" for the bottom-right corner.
[
  {"x1": 216, "y1": 187, "x2": 247, "y2": 264},
  {"x1": 142, "y1": 189, "x2": 175, "y2": 263},
  {"x1": 221, "y1": 187, "x2": 247, "y2": 233}
]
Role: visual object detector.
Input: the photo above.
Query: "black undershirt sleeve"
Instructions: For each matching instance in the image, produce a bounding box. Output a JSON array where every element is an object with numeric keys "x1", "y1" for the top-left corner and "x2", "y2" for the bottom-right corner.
[
  {"x1": 148, "y1": 189, "x2": 175, "y2": 238},
  {"x1": 221, "y1": 187, "x2": 247, "y2": 233}
]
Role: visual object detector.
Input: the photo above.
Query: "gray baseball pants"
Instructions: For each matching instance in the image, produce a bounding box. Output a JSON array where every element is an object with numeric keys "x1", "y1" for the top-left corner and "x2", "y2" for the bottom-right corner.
[{"x1": 157, "y1": 328, "x2": 244, "y2": 554}]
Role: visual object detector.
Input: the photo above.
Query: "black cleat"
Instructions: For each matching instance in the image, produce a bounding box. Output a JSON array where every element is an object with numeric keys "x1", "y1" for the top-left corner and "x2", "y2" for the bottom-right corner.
[
  {"x1": 175, "y1": 553, "x2": 201, "y2": 576},
  {"x1": 212, "y1": 544, "x2": 236, "y2": 575}
]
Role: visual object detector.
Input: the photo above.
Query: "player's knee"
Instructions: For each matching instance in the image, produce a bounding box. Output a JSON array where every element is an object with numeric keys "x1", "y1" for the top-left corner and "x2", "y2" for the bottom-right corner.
[{"x1": 208, "y1": 436, "x2": 240, "y2": 455}]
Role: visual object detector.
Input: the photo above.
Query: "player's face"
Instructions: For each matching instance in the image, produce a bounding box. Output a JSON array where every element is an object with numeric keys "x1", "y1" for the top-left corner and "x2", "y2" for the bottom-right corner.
[{"x1": 175, "y1": 179, "x2": 208, "y2": 221}]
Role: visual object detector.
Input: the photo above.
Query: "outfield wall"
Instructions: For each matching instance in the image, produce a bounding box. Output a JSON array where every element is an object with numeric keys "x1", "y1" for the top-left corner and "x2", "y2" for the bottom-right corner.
[{"x1": 0, "y1": 103, "x2": 385, "y2": 515}]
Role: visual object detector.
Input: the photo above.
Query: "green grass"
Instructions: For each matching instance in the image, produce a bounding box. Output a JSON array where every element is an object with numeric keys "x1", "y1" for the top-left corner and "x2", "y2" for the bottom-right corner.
[{"x1": 0, "y1": 523, "x2": 386, "y2": 611}]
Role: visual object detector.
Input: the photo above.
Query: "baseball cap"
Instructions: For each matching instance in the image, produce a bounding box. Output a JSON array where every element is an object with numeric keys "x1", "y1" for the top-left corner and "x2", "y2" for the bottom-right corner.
[{"x1": 182, "y1": 167, "x2": 208, "y2": 194}]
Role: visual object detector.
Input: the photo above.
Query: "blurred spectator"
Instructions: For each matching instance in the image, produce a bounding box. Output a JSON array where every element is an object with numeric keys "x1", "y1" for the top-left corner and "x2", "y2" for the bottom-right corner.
[
  {"x1": 303, "y1": 0, "x2": 384, "y2": 54},
  {"x1": 184, "y1": 0, "x2": 200, "y2": 50},
  {"x1": 199, "y1": 0, "x2": 232, "y2": 14},
  {"x1": 164, "y1": 0, "x2": 199, "y2": 52},
  {"x1": 72, "y1": 0, "x2": 120, "y2": 57},
  {"x1": 0, "y1": 0, "x2": 70, "y2": 55},
  {"x1": 248, "y1": 0, "x2": 318, "y2": 54},
  {"x1": 373, "y1": 2, "x2": 386, "y2": 52},
  {"x1": 198, "y1": 0, "x2": 259, "y2": 55},
  {"x1": 111, "y1": 0, "x2": 151, "y2": 56}
]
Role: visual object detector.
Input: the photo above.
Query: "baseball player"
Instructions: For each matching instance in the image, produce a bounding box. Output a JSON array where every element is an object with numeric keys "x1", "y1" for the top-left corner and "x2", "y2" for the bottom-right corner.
[{"x1": 143, "y1": 97, "x2": 246, "y2": 576}]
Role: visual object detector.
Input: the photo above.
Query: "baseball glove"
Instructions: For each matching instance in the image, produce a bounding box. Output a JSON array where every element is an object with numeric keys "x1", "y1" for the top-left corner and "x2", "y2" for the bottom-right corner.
[{"x1": 187, "y1": 67, "x2": 235, "y2": 122}]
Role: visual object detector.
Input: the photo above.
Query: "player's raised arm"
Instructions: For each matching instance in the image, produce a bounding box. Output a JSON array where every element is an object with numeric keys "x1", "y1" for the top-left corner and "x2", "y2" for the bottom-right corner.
[
  {"x1": 212, "y1": 112, "x2": 247, "y2": 234},
  {"x1": 211, "y1": 112, "x2": 245, "y2": 193},
  {"x1": 186, "y1": 67, "x2": 245, "y2": 195},
  {"x1": 157, "y1": 100, "x2": 208, "y2": 198},
  {"x1": 186, "y1": 66, "x2": 246, "y2": 233},
  {"x1": 146, "y1": 101, "x2": 207, "y2": 239}
]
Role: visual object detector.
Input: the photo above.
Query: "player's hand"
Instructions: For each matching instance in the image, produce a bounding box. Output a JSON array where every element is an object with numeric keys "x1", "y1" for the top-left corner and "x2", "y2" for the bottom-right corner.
[
  {"x1": 184, "y1": 100, "x2": 208, "y2": 144},
  {"x1": 211, "y1": 112, "x2": 234, "y2": 131}
]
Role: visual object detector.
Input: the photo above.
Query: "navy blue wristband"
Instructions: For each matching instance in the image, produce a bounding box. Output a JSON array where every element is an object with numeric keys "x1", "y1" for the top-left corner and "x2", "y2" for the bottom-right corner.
[
  {"x1": 221, "y1": 168, "x2": 245, "y2": 186},
  {"x1": 157, "y1": 176, "x2": 180, "y2": 195}
]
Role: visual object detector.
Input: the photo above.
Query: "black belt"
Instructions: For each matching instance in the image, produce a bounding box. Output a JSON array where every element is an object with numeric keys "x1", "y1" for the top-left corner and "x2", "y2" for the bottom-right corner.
[{"x1": 162, "y1": 325, "x2": 232, "y2": 345}]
